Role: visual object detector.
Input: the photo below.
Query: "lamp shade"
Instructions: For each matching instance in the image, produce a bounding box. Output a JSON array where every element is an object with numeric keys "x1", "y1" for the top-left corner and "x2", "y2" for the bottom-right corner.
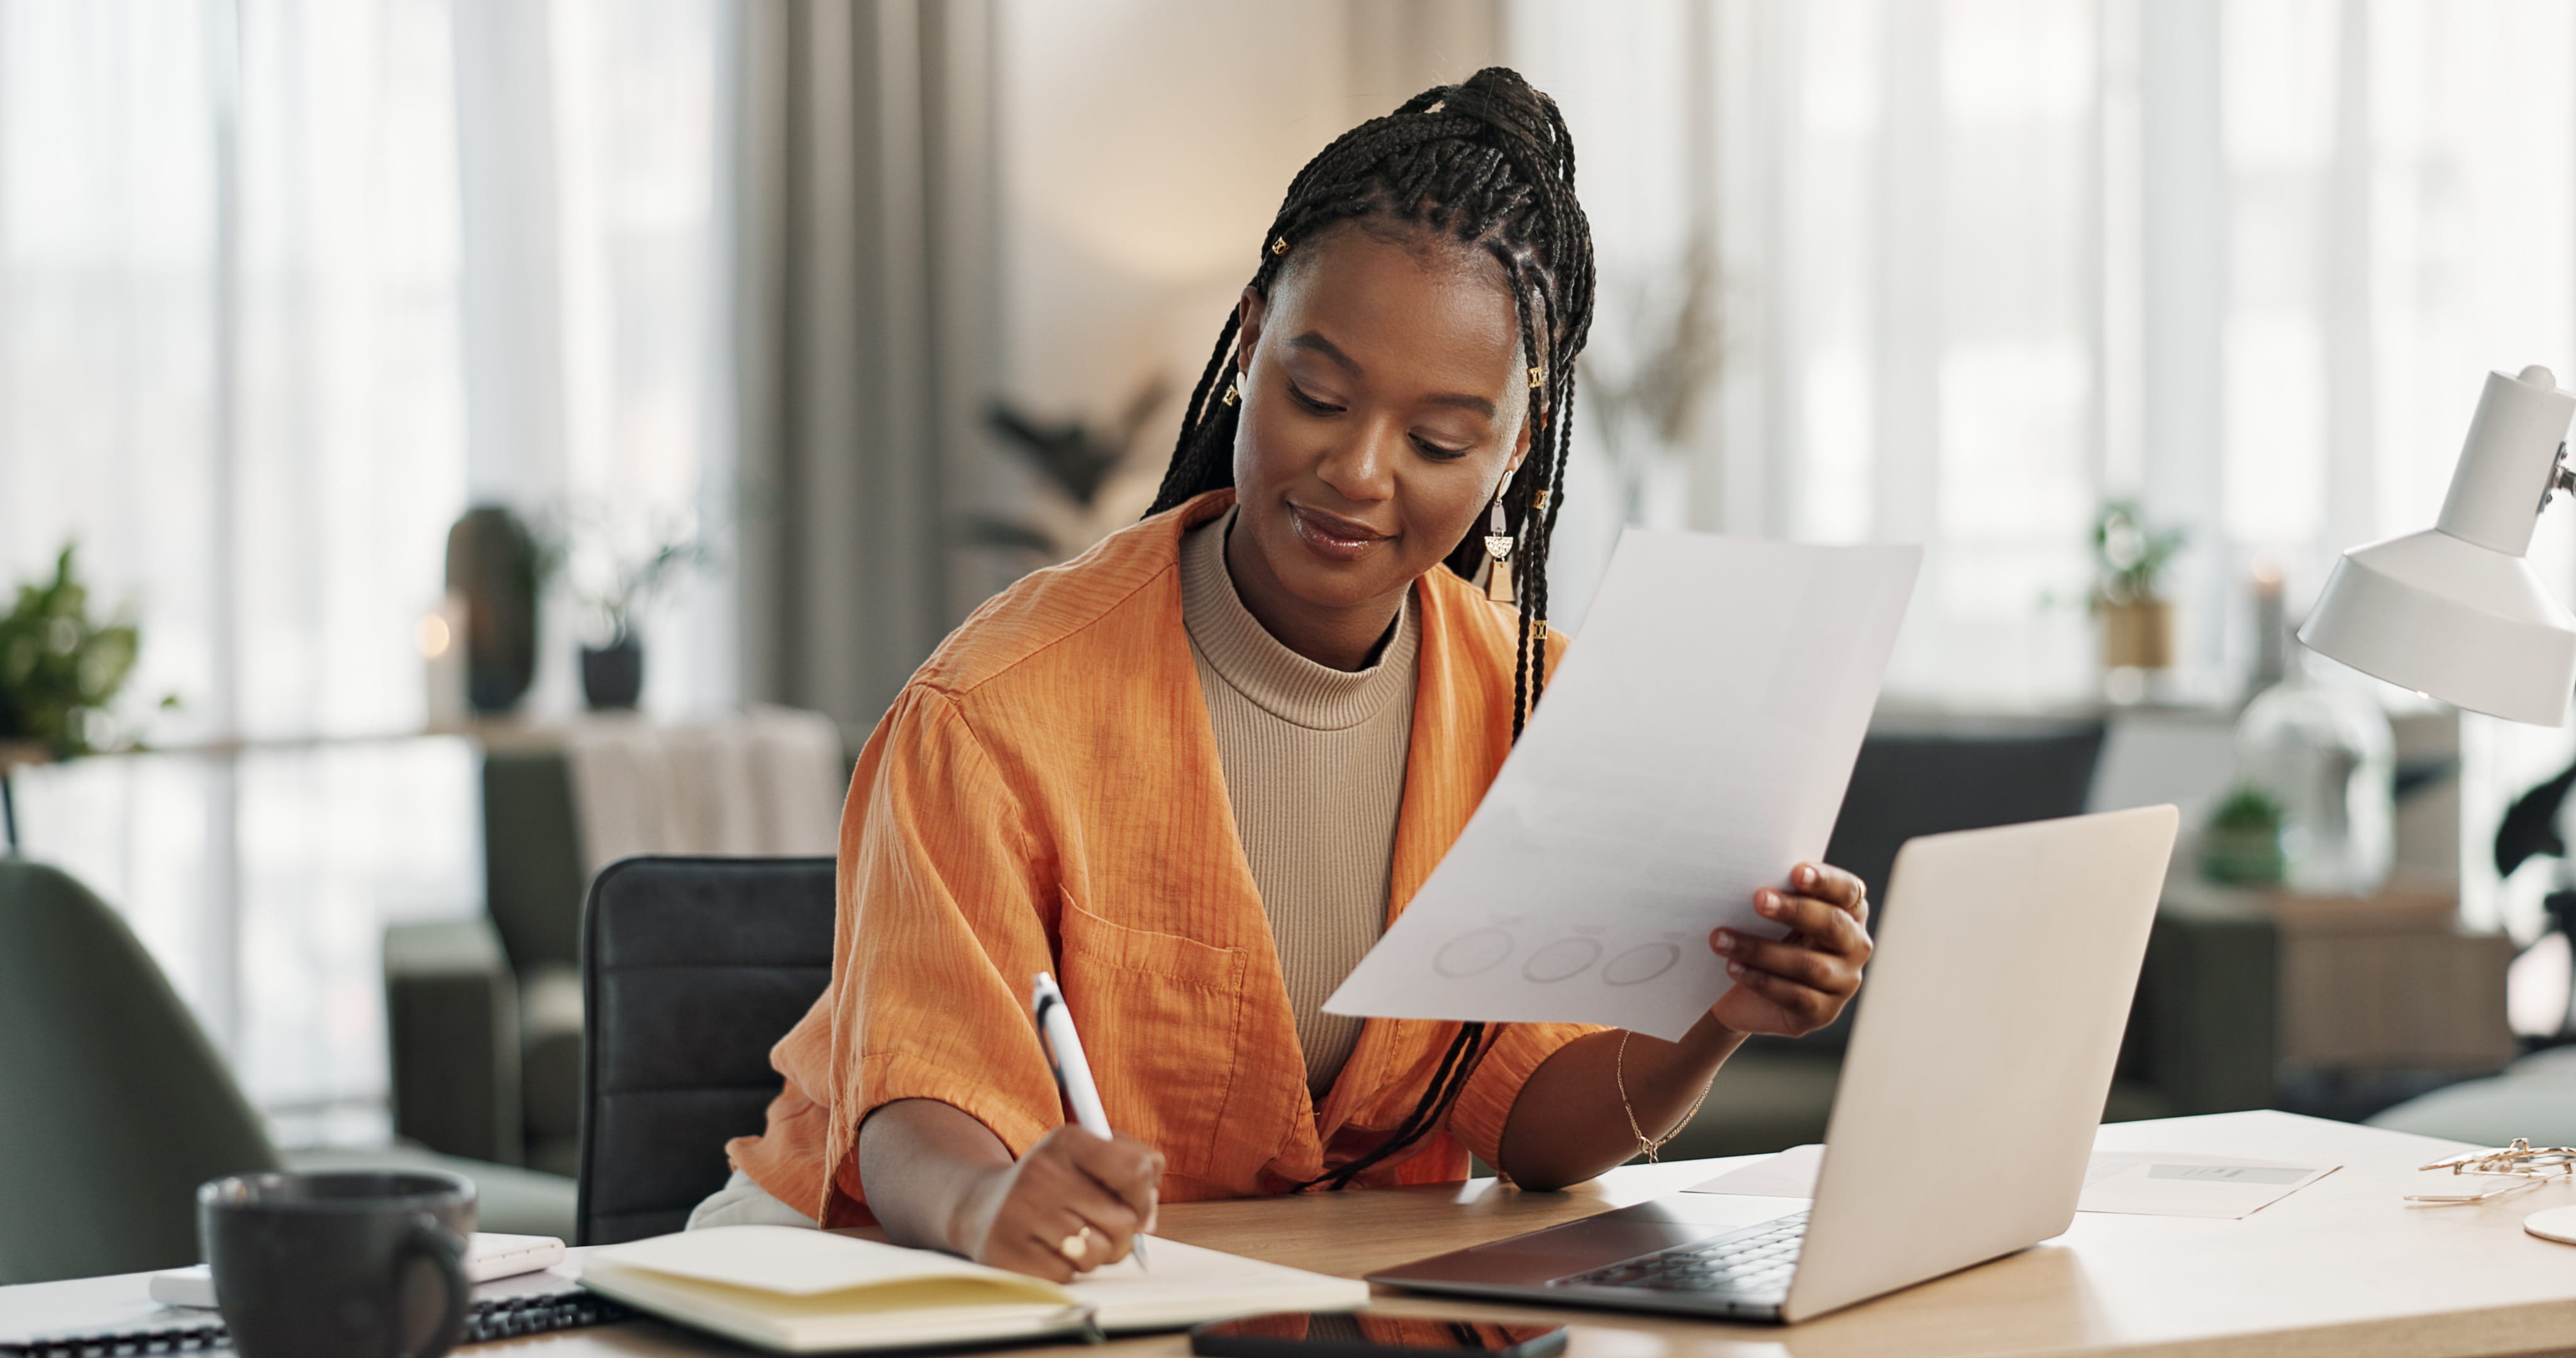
[{"x1": 2299, "y1": 366, "x2": 2576, "y2": 726}]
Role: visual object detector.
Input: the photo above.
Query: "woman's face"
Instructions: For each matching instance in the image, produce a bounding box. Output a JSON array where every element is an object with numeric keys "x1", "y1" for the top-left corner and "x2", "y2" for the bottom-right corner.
[{"x1": 1229, "y1": 224, "x2": 1533, "y2": 619}]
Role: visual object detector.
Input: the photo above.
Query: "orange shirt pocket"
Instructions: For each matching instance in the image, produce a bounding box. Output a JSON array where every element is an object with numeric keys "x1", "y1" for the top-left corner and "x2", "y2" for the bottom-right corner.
[{"x1": 1055, "y1": 890, "x2": 1251, "y2": 1181}]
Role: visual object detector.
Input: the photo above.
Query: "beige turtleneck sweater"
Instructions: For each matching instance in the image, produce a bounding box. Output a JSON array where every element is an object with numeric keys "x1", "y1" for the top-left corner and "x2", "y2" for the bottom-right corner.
[{"x1": 1179, "y1": 510, "x2": 1416, "y2": 1101}]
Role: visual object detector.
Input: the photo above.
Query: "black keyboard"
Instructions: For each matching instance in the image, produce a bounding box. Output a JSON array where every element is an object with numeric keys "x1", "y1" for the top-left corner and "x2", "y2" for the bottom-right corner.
[
  {"x1": 1551, "y1": 1210, "x2": 1809, "y2": 1298},
  {"x1": 0, "y1": 1288, "x2": 631, "y2": 1357}
]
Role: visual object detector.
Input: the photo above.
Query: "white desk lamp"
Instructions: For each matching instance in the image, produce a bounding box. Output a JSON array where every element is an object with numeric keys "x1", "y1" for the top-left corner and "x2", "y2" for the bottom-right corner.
[{"x1": 2299, "y1": 365, "x2": 2576, "y2": 726}]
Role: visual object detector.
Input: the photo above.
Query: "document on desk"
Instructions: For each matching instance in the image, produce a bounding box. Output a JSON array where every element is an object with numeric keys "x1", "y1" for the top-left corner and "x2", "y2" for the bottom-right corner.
[
  {"x1": 1323, "y1": 530, "x2": 1920, "y2": 1042},
  {"x1": 1688, "y1": 1144, "x2": 2340, "y2": 1220}
]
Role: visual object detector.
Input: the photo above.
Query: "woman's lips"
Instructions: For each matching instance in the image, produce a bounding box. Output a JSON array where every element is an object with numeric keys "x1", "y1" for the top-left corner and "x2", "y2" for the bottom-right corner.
[{"x1": 1289, "y1": 502, "x2": 1392, "y2": 561}]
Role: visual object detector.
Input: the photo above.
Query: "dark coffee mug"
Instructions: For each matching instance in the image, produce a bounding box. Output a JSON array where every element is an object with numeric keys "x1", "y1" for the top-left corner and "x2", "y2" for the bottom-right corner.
[{"x1": 198, "y1": 1170, "x2": 477, "y2": 1358}]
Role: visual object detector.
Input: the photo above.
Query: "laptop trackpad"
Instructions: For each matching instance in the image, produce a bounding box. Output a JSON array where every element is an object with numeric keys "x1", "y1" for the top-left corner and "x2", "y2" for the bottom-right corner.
[{"x1": 1385, "y1": 1198, "x2": 1801, "y2": 1288}]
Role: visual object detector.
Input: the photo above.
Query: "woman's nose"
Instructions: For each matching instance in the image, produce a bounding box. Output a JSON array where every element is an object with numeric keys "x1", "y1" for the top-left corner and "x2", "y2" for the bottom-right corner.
[{"x1": 1314, "y1": 419, "x2": 1401, "y2": 502}]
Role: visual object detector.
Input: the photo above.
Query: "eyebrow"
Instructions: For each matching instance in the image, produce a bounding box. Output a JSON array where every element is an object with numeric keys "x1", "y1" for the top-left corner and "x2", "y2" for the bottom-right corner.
[{"x1": 1286, "y1": 330, "x2": 1500, "y2": 418}]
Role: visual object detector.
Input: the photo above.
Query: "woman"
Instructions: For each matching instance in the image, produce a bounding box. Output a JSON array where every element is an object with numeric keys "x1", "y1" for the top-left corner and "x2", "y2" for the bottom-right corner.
[{"x1": 701, "y1": 68, "x2": 1872, "y2": 1281}]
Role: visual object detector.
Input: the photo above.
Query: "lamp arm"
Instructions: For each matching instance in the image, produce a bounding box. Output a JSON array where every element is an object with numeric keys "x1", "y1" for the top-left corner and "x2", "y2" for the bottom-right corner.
[{"x1": 2546, "y1": 442, "x2": 2576, "y2": 513}]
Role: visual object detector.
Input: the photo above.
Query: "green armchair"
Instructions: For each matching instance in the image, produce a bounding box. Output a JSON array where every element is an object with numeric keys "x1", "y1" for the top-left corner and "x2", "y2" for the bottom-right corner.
[{"x1": 0, "y1": 857, "x2": 572, "y2": 1283}]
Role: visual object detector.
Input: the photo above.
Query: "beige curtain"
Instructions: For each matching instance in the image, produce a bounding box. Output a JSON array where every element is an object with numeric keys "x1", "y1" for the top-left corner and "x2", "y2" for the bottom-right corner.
[{"x1": 731, "y1": 0, "x2": 1001, "y2": 737}]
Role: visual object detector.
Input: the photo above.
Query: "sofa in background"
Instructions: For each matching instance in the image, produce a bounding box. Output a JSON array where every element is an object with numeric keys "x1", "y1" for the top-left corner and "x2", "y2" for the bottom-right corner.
[{"x1": 386, "y1": 708, "x2": 845, "y2": 1175}]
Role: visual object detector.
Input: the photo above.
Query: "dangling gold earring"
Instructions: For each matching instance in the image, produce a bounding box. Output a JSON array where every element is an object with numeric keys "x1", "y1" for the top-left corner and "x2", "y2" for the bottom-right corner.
[
  {"x1": 1221, "y1": 373, "x2": 1241, "y2": 407},
  {"x1": 1484, "y1": 482, "x2": 1516, "y2": 604}
]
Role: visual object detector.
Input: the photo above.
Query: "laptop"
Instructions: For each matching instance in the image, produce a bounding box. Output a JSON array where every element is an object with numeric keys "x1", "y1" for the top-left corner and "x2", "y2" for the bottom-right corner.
[{"x1": 1369, "y1": 804, "x2": 2180, "y2": 1324}]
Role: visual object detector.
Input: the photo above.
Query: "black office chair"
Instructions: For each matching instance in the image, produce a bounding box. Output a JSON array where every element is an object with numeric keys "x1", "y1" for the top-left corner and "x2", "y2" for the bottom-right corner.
[
  {"x1": 1804, "y1": 719, "x2": 2109, "y2": 1045},
  {"x1": 1663, "y1": 719, "x2": 2111, "y2": 1159},
  {"x1": 577, "y1": 856, "x2": 836, "y2": 1245},
  {"x1": 1821, "y1": 720, "x2": 2110, "y2": 921}
]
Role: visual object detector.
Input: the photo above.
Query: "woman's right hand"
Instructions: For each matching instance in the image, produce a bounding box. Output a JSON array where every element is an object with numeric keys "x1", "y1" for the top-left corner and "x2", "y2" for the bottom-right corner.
[{"x1": 950, "y1": 1125, "x2": 1163, "y2": 1281}]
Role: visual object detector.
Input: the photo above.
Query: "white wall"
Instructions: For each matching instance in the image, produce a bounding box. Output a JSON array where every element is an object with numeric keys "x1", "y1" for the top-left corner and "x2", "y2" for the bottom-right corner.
[{"x1": 991, "y1": 0, "x2": 1499, "y2": 551}]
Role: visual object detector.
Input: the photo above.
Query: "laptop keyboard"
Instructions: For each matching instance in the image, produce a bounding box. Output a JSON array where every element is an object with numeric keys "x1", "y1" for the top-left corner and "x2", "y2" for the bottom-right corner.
[{"x1": 1552, "y1": 1210, "x2": 1809, "y2": 1297}]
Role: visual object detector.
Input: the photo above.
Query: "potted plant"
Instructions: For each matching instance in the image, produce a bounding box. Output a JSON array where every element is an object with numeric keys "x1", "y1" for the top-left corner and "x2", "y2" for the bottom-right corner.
[
  {"x1": 0, "y1": 545, "x2": 162, "y2": 759},
  {"x1": 0, "y1": 546, "x2": 172, "y2": 850},
  {"x1": 2200, "y1": 784, "x2": 2287, "y2": 886},
  {"x1": 2092, "y1": 500, "x2": 2184, "y2": 673},
  {"x1": 549, "y1": 506, "x2": 710, "y2": 711}
]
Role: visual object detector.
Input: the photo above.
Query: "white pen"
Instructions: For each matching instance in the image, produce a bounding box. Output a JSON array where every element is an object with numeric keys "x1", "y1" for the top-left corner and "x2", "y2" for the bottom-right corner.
[{"x1": 1030, "y1": 971, "x2": 1152, "y2": 1270}]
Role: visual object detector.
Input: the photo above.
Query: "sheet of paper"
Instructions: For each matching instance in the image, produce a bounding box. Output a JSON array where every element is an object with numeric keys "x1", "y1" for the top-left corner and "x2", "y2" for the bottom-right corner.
[
  {"x1": 2075, "y1": 1152, "x2": 2340, "y2": 1218},
  {"x1": 1323, "y1": 531, "x2": 1919, "y2": 1040},
  {"x1": 1065, "y1": 1236, "x2": 1370, "y2": 1331},
  {"x1": 1687, "y1": 1144, "x2": 2340, "y2": 1220}
]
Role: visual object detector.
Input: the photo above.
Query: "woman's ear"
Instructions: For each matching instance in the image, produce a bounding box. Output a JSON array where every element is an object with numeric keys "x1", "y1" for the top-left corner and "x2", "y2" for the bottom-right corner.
[{"x1": 1234, "y1": 285, "x2": 1268, "y2": 377}]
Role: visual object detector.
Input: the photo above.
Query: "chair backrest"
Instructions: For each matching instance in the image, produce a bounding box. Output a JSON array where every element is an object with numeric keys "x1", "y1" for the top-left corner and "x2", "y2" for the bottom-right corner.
[
  {"x1": 1823, "y1": 720, "x2": 2111, "y2": 914},
  {"x1": 0, "y1": 858, "x2": 281, "y2": 1283},
  {"x1": 577, "y1": 855, "x2": 836, "y2": 1245},
  {"x1": 1780, "y1": 720, "x2": 2110, "y2": 1055}
]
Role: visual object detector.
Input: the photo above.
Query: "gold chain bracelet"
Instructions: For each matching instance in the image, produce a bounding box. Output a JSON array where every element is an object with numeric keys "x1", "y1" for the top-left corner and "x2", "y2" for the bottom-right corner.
[{"x1": 1616, "y1": 1030, "x2": 1713, "y2": 1163}]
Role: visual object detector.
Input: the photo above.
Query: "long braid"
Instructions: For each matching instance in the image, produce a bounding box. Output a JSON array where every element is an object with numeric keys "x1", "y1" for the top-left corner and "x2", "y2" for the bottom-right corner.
[
  {"x1": 1145, "y1": 68, "x2": 1596, "y2": 1191},
  {"x1": 1154, "y1": 309, "x2": 1243, "y2": 512}
]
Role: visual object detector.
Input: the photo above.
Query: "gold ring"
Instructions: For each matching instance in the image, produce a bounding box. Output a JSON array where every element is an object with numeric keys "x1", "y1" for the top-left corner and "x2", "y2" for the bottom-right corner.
[{"x1": 1059, "y1": 1230, "x2": 1089, "y2": 1262}]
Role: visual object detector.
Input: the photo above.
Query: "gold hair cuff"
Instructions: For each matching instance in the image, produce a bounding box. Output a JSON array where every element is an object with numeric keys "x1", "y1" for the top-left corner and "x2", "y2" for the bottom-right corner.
[
  {"x1": 1528, "y1": 366, "x2": 1546, "y2": 389},
  {"x1": 1271, "y1": 237, "x2": 1290, "y2": 257}
]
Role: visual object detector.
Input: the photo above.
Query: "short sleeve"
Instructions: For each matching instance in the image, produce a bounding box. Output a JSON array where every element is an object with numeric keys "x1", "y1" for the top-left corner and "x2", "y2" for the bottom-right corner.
[
  {"x1": 821, "y1": 686, "x2": 1065, "y2": 1213},
  {"x1": 1440, "y1": 1020, "x2": 1607, "y2": 1168}
]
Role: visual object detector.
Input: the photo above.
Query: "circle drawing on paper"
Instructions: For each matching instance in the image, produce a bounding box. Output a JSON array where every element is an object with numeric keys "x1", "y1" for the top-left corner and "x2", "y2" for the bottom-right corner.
[
  {"x1": 1604, "y1": 942, "x2": 1681, "y2": 986},
  {"x1": 1522, "y1": 937, "x2": 1602, "y2": 983},
  {"x1": 1435, "y1": 928, "x2": 1514, "y2": 978}
]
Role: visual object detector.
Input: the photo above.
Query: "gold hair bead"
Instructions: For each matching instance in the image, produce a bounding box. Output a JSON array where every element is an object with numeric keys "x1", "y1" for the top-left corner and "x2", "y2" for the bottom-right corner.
[
  {"x1": 1528, "y1": 366, "x2": 1546, "y2": 389},
  {"x1": 1271, "y1": 237, "x2": 1290, "y2": 257}
]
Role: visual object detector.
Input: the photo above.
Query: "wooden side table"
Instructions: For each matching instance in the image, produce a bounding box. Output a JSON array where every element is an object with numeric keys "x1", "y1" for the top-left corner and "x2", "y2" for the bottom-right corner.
[{"x1": 2259, "y1": 883, "x2": 2516, "y2": 1073}]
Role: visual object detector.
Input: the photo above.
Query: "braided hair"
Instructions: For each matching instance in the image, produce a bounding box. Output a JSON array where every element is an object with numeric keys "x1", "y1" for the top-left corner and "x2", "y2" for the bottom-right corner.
[{"x1": 1145, "y1": 67, "x2": 1596, "y2": 1191}]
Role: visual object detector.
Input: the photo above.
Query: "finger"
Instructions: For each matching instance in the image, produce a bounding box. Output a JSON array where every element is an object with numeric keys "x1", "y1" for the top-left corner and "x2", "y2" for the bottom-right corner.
[
  {"x1": 1058, "y1": 1198, "x2": 1140, "y2": 1265},
  {"x1": 1046, "y1": 1217, "x2": 1124, "y2": 1272},
  {"x1": 1062, "y1": 1127, "x2": 1164, "y2": 1225},
  {"x1": 1048, "y1": 1173, "x2": 1145, "y2": 1242},
  {"x1": 1752, "y1": 890, "x2": 1872, "y2": 958},
  {"x1": 1074, "y1": 1219, "x2": 1133, "y2": 1267},
  {"x1": 1031, "y1": 1154, "x2": 1145, "y2": 1243},
  {"x1": 1726, "y1": 963, "x2": 1841, "y2": 1029},
  {"x1": 1791, "y1": 862, "x2": 1868, "y2": 914},
  {"x1": 997, "y1": 1227, "x2": 1078, "y2": 1283},
  {"x1": 1018, "y1": 1133, "x2": 1146, "y2": 1251},
  {"x1": 1721, "y1": 933, "x2": 1860, "y2": 994},
  {"x1": 1027, "y1": 1200, "x2": 1122, "y2": 1274}
]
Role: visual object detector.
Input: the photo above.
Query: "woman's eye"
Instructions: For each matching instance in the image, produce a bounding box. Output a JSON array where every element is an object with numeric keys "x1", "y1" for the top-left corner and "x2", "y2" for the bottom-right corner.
[
  {"x1": 1287, "y1": 382, "x2": 1343, "y2": 415},
  {"x1": 1411, "y1": 434, "x2": 1472, "y2": 459}
]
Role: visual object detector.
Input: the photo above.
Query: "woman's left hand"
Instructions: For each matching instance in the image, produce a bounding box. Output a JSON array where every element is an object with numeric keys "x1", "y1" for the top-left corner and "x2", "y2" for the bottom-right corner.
[{"x1": 1707, "y1": 862, "x2": 1870, "y2": 1039}]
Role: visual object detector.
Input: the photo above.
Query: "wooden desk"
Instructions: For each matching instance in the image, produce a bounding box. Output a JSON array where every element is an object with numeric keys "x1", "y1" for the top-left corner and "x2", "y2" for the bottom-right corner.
[{"x1": 13, "y1": 1113, "x2": 2576, "y2": 1357}]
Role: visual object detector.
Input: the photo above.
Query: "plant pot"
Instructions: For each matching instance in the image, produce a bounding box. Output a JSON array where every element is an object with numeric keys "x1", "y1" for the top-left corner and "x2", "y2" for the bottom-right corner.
[
  {"x1": 2200, "y1": 823, "x2": 2285, "y2": 886},
  {"x1": 582, "y1": 632, "x2": 644, "y2": 710},
  {"x1": 2100, "y1": 598, "x2": 2174, "y2": 671}
]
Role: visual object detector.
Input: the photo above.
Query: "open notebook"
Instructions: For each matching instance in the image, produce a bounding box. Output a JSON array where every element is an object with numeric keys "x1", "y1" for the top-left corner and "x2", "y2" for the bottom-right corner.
[{"x1": 578, "y1": 1226, "x2": 1370, "y2": 1353}]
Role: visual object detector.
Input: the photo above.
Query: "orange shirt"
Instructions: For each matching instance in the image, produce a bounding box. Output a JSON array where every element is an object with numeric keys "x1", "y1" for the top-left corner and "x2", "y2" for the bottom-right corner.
[{"x1": 728, "y1": 490, "x2": 1594, "y2": 1225}]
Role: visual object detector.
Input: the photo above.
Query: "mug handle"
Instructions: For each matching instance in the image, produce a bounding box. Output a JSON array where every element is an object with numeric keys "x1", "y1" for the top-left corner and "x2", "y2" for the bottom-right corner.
[{"x1": 395, "y1": 1215, "x2": 471, "y2": 1358}]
